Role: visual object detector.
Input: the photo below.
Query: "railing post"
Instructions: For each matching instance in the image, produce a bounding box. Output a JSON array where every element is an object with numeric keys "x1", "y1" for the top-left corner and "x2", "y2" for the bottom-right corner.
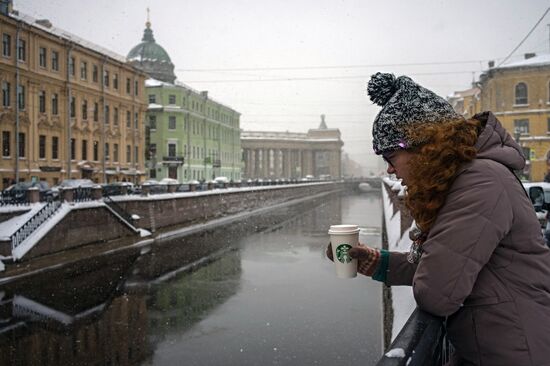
[
  {"x1": 141, "y1": 183, "x2": 151, "y2": 196},
  {"x1": 61, "y1": 187, "x2": 74, "y2": 202},
  {"x1": 92, "y1": 185, "x2": 103, "y2": 200},
  {"x1": 27, "y1": 187, "x2": 40, "y2": 203},
  {"x1": 167, "y1": 183, "x2": 178, "y2": 193}
]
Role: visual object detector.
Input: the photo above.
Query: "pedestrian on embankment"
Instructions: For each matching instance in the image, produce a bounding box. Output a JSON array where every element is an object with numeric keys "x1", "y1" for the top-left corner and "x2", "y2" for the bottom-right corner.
[{"x1": 327, "y1": 72, "x2": 550, "y2": 366}]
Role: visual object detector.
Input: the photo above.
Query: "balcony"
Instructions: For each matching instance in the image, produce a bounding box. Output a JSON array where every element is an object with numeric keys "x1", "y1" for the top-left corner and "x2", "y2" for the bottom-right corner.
[
  {"x1": 162, "y1": 155, "x2": 185, "y2": 165},
  {"x1": 212, "y1": 159, "x2": 221, "y2": 167}
]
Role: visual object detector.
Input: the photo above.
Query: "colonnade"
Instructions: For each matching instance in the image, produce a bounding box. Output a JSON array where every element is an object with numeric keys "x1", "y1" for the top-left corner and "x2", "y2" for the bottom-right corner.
[{"x1": 242, "y1": 148, "x2": 318, "y2": 179}]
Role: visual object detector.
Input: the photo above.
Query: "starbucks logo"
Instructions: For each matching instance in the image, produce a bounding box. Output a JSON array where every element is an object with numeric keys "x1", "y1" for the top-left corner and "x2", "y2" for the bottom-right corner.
[{"x1": 336, "y1": 244, "x2": 352, "y2": 263}]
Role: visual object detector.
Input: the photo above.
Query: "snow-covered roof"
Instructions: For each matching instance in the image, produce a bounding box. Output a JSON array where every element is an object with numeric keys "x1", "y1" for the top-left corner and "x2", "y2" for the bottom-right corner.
[
  {"x1": 493, "y1": 54, "x2": 550, "y2": 70},
  {"x1": 10, "y1": 11, "x2": 128, "y2": 64}
]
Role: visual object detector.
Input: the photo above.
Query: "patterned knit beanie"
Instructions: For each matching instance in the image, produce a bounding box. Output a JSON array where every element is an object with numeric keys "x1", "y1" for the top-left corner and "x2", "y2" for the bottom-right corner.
[{"x1": 368, "y1": 72, "x2": 462, "y2": 154}]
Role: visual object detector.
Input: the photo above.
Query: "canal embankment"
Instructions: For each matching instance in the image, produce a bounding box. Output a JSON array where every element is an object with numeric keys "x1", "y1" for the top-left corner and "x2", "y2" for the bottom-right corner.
[{"x1": 0, "y1": 182, "x2": 346, "y2": 284}]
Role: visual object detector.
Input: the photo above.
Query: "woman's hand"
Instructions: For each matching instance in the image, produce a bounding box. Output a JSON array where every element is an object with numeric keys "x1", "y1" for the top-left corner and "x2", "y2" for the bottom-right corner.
[{"x1": 326, "y1": 242, "x2": 381, "y2": 276}]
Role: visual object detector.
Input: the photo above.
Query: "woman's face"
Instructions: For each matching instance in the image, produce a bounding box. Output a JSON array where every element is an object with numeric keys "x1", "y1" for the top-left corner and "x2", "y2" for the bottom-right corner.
[{"x1": 382, "y1": 150, "x2": 414, "y2": 185}]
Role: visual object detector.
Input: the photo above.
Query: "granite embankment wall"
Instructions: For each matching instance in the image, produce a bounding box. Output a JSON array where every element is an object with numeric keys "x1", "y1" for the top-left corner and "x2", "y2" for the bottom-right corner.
[{"x1": 11, "y1": 182, "x2": 344, "y2": 262}]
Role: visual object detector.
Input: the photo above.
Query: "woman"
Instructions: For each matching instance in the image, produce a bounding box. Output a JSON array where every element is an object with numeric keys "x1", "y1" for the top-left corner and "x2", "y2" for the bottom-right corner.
[{"x1": 329, "y1": 73, "x2": 550, "y2": 365}]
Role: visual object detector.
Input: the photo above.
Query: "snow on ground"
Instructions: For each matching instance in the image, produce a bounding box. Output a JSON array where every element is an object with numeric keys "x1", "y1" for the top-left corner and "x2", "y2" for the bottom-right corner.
[{"x1": 382, "y1": 177, "x2": 416, "y2": 341}]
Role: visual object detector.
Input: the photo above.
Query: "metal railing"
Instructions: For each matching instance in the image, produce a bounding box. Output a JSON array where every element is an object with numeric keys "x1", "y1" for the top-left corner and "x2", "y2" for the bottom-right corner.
[
  {"x1": 0, "y1": 189, "x2": 29, "y2": 206},
  {"x1": 73, "y1": 187, "x2": 93, "y2": 202},
  {"x1": 103, "y1": 195, "x2": 135, "y2": 226},
  {"x1": 376, "y1": 308, "x2": 453, "y2": 366},
  {"x1": 10, "y1": 200, "x2": 62, "y2": 250}
]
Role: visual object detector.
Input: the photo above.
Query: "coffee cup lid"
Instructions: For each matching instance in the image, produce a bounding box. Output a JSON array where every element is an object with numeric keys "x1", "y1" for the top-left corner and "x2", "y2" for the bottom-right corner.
[{"x1": 328, "y1": 224, "x2": 360, "y2": 234}]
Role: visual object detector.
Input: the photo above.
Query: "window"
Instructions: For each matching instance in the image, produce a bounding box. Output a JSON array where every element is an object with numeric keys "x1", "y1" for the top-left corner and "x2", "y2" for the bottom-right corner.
[
  {"x1": 52, "y1": 93, "x2": 58, "y2": 115},
  {"x1": 2, "y1": 33, "x2": 11, "y2": 57},
  {"x1": 51, "y1": 51, "x2": 59, "y2": 71},
  {"x1": 135, "y1": 146, "x2": 139, "y2": 163},
  {"x1": 134, "y1": 112, "x2": 138, "y2": 128},
  {"x1": 114, "y1": 143, "x2": 119, "y2": 162},
  {"x1": 82, "y1": 139, "x2": 88, "y2": 160},
  {"x1": 150, "y1": 169, "x2": 156, "y2": 178},
  {"x1": 114, "y1": 107, "x2": 119, "y2": 125},
  {"x1": 2, "y1": 81, "x2": 10, "y2": 107},
  {"x1": 149, "y1": 115, "x2": 157, "y2": 130},
  {"x1": 105, "y1": 105, "x2": 110, "y2": 124},
  {"x1": 514, "y1": 119, "x2": 529, "y2": 135},
  {"x1": 104, "y1": 70, "x2": 109, "y2": 87},
  {"x1": 80, "y1": 61, "x2": 87, "y2": 80},
  {"x1": 39, "y1": 91, "x2": 46, "y2": 113},
  {"x1": 82, "y1": 99, "x2": 88, "y2": 120},
  {"x1": 169, "y1": 95, "x2": 176, "y2": 104},
  {"x1": 515, "y1": 82, "x2": 528, "y2": 105},
  {"x1": 113, "y1": 73, "x2": 118, "y2": 90},
  {"x1": 93, "y1": 102, "x2": 98, "y2": 121},
  {"x1": 126, "y1": 111, "x2": 131, "y2": 128},
  {"x1": 168, "y1": 116, "x2": 176, "y2": 130},
  {"x1": 105, "y1": 143, "x2": 110, "y2": 160},
  {"x1": 548, "y1": 117, "x2": 550, "y2": 133},
  {"x1": 126, "y1": 78, "x2": 131, "y2": 94},
  {"x1": 134, "y1": 80, "x2": 139, "y2": 96},
  {"x1": 149, "y1": 143, "x2": 157, "y2": 160},
  {"x1": 17, "y1": 39, "x2": 25, "y2": 61},
  {"x1": 17, "y1": 85, "x2": 25, "y2": 110},
  {"x1": 2, "y1": 131, "x2": 10, "y2": 157},
  {"x1": 18, "y1": 132, "x2": 25, "y2": 158},
  {"x1": 126, "y1": 145, "x2": 131, "y2": 162},
  {"x1": 52, "y1": 136, "x2": 59, "y2": 159},
  {"x1": 39, "y1": 47, "x2": 47, "y2": 68},
  {"x1": 93, "y1": 140, "x2": 98, "y2": 161},
  {"x1": 148, "y1": 94, "x2": 156, "y2": 104},
  {"x1": 92, "y1": 65, "x2": 98, "y2": 82},
  {"x1": 70, "y1": 138, "x2": 76, "y2": 160},
  {"x1": 168, "y1": 143, "x2": 176, "y2": 157},
  {"x1": 69, "y1": 56, "x2": 75, "y2": 76},
  {"x1": 70, "y1": 96, "x2": 75, "y2": 118}
]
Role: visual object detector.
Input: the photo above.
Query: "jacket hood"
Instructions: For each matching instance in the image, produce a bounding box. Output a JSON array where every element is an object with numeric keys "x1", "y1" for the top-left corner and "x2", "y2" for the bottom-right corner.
[{"x1": 473, "y1": 111, "x2": 525, "y2": 171}]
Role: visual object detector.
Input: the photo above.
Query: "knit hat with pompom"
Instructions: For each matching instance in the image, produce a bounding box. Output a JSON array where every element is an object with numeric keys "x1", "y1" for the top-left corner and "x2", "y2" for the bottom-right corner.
[{"x1": 367, "y1": 72, "x2": 462, "y2": 154}]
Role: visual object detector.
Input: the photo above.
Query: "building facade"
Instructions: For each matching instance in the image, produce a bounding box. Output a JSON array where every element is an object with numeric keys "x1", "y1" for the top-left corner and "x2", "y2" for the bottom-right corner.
[
  {"x1": 447, "y1": 86, "x2": 481, "y2": 119},
  {"x1": 479, "y1": 53, "x2": 550, "y2": 181},
  {"x1": 241, "y1": 116, "x2": 343, "y2": 179},
  {"x1": 128, "y1": 20, "x2": 242, "y2": 182},
  {"x1": 0, "y1": 5, "x2": 147, "y2": 188}
]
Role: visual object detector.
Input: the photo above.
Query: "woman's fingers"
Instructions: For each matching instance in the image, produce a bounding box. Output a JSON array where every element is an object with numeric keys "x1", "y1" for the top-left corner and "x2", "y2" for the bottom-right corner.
[{"x1": 326, "y1": 242, "x2": 334, "y2": 261}]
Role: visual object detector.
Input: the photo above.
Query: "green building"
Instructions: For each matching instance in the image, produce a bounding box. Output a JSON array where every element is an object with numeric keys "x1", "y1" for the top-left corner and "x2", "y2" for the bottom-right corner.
[{"x1": 127, "y1": 17, "x2": 242, "y2": 182}]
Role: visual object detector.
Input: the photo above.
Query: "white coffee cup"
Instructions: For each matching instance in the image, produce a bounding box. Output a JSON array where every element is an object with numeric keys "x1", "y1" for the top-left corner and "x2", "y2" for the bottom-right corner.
[{"x1": 328, "y1": 224, "x2": 360, "y2": 278}]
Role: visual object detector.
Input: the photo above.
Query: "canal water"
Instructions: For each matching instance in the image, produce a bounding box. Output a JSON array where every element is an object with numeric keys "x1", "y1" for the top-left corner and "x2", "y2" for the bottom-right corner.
[{"x1": 0, "y1": 192, "x2": 384, "y2": 366}]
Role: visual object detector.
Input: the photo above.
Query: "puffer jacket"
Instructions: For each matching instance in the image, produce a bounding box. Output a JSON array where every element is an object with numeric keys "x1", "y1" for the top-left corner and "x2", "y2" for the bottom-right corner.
[{"x1": 386, "y1": 112, "x2": 550, "y2": 365}]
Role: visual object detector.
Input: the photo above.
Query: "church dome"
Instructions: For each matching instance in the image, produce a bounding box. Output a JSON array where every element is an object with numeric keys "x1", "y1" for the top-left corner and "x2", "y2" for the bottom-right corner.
[{"x1": 127, "y1": 16, "x2": 176, "y2": 84}]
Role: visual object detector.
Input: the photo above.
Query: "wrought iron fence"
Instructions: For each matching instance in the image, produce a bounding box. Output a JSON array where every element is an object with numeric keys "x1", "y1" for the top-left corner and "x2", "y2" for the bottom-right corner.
[
  {"x1": 73, "y1": 187, "x2": 93, "y2": 202},
  {"x1": 376, "y1": 308, "x2": 453, "y2": 366},
  {"x1": 11, "y1": 200, "x2": 62, "y2": 251},
  {"x1": 0, "y1": 189, "x2": 29, "y2": 206}
]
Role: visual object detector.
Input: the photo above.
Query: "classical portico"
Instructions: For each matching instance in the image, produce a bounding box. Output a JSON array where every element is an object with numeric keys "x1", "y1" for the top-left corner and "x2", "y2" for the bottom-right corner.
[{"x1": 241, "y1": 116, "x2": 343, "y2": 179}]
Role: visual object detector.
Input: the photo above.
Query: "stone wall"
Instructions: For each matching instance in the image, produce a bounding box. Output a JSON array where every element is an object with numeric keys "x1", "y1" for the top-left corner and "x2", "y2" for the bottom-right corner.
[{"x1": 24, "y1": 207, "x2": 136, "y2": 260}]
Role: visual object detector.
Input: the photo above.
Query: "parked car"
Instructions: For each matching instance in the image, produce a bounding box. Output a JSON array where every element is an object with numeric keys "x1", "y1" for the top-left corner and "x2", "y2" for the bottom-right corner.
[
  {"x1": 3, "y1": 181, "x2": 55, "y2": 202},
  {"x1": 523, "y1": 182, "x2": 550, "y2": 246}
]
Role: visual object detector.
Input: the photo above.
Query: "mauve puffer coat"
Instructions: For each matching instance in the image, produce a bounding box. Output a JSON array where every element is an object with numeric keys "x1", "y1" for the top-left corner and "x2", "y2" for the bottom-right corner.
[{"x1": 385, "y1": 112, "x2": 550, "y2": 365}]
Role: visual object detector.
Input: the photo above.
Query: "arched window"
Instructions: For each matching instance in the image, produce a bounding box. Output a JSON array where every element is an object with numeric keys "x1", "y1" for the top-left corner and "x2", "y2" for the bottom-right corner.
[{"x1": 515, "y1": 82, "x2": 528, "y2": 105}]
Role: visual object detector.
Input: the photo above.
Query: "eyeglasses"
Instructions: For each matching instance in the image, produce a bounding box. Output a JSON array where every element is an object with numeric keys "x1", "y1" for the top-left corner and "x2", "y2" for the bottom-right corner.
[{"x1": 382, "y1": 153, "x2": 395, "y2": 168}]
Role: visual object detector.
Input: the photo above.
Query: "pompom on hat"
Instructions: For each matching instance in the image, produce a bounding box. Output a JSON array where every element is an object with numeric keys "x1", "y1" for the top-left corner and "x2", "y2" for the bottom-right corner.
[{"x1": 368, "y1": 72, "x2": 462, "y2": 154}]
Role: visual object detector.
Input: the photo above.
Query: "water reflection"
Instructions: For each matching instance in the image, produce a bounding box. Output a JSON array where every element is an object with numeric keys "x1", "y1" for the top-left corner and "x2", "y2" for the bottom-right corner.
[{"x1": 0, "y1": 192, "x2": 384, "y2": 366}]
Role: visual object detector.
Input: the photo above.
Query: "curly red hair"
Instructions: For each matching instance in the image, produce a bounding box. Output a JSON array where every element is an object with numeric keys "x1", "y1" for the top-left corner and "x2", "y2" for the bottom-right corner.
[{"x1": 403, "y1": 118, "x2": 481, "y2": 232}]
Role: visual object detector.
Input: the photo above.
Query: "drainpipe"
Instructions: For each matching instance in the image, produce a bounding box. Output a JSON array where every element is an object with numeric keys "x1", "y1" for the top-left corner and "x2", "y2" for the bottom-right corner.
[
  {"x1": 65, "y1": 42, "x2": 73, "y2": 180},
  {"x1": 14, "y1": 20, "x2": 21, "y2": 182},
  {"x1": 101, "y1": 57, "x2": 106, "y2": 183}
]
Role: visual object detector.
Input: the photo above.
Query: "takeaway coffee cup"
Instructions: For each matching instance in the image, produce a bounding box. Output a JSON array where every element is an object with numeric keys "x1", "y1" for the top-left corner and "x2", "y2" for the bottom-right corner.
[{"x1": 328, "y1": 224, "x2": 360, "y2": 278}]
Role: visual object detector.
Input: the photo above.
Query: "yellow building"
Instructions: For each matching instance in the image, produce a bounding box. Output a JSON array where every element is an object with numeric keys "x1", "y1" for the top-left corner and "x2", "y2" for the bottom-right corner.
[
  {"x1": 447, "y1": 86, "x2": 481, "y2": 119},
  {"x1": 0, "y1": 4, "x2": 147, "y2": 188},
  {"x1": 479, "y1": 53, "x2": 550, "y2": 181}
]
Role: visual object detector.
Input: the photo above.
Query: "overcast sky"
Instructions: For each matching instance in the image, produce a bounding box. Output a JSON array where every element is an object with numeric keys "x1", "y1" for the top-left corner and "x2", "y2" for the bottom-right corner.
[{"x1": 15, "y1": 0, "x2": 550, "y2": 173}]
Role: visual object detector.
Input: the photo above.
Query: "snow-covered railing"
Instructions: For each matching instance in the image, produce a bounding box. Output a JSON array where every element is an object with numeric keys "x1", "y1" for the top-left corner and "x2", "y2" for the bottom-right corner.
[
  {"x1": 10, "y1": 200, "x2": 62, "y2": 251},
  {"x1": 103, "y1": 195, "x2": 135, "y2": 227},
  {"x1": 376, "y1": 308, "x2": 452, "y2": 366}
]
